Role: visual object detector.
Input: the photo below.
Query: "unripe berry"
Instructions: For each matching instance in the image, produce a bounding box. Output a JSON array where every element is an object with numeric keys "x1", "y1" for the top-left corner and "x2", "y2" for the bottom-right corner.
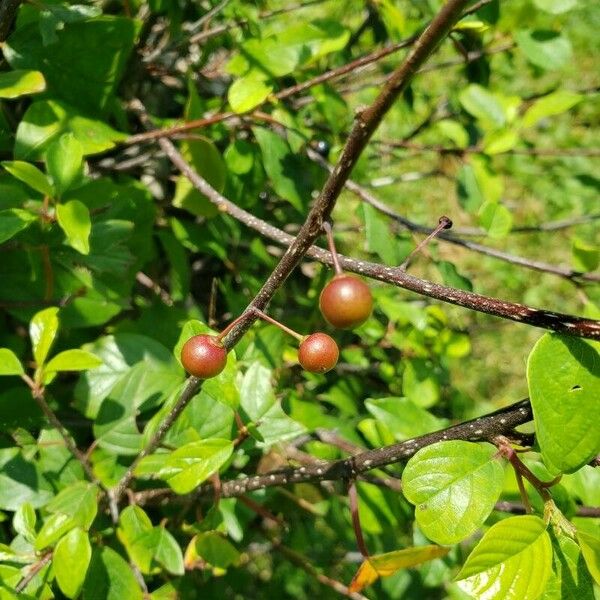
[
  {"x1": 298, "y1": 333, "x2": 339, "y2": 373},
  {"x1": 319, "y1": 274, "x2": 373, "y2": 329},
  {"x1": 181, "y1": 334, "x2": 227, "y2": 379}
]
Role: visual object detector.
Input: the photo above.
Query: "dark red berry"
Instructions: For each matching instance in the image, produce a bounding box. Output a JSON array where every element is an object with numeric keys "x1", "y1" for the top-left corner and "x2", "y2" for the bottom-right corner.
[
  {"x1": 319, "y1": 274, "x2": 373, "y2": 329},
  {"x1": 181, "y1": 334, "x2": 227, "y2": 379},
  {"x1": 298, "y1": 333, "x2": 339, "y2": 373}
]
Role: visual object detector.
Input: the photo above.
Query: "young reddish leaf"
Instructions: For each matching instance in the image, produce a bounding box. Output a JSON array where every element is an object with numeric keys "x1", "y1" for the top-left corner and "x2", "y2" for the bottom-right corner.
[{"x1": 349, "y1": 545, "x2": 450, "y2": 592}]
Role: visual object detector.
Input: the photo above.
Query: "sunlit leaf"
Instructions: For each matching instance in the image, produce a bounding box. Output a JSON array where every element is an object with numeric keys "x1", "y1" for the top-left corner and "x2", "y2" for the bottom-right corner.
[{"x1": 456, "y1": 515, "x2": 552, "y2": 600}]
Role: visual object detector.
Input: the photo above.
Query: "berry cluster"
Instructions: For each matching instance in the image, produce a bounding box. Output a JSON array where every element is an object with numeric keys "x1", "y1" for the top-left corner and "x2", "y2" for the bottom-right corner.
[{"x1": 181, "y1": 222, "x2": 373, "y2": 377}]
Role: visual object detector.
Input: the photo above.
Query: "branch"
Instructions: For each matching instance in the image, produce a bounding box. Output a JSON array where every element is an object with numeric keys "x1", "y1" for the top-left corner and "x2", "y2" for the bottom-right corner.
[
  {"x1": 15, "y1": 551, "x2": 52, "y2": 593},
  {"x1": 210, "y1": 0, "x2": 474, "y2": 348},
  {"x1": 335, "y1": 43, "x2": 514, "y2": 98},
  {"x1": 146, "y1": 124, "x2": 600, "y2": 339},
  {"x1": 111, "y1": 375, "x2": 202, "y2": 502},
  {"x1": 182, "y1": 399, "x2": 532, "y2": 499},
  {"x1": 495, "y1": 501, "x2": 600, "y2": 517},
  {"x1": 306, "y1": 149, "x2": 600, "y2": 283},
  {"x1": 380, "y1": 139, "x2": 600, "y2": 158},
  {"x1": 131, "y1": 400, "x2": 532, "y2": 506}
]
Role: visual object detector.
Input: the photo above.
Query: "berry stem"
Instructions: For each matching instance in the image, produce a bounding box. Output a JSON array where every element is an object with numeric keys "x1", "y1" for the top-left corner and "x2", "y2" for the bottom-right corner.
[
  {"x1": 399, "y1": 215, "x2": 452, "y2": 270},
  {"x1": 322, "y1": 221, "x2": 344, "y2": 276},
  {"x1": 216, "y1": 310, "x2": 255, "y2": 342},
  {"x1": 253, "y1": 308, "x2": 305, "y2": 342}
]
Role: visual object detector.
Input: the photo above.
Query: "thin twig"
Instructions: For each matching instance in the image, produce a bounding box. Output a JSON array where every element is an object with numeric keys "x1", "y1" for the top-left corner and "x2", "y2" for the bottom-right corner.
[
  {"x1": 145, "y1": 130, "x2": 600, "y2": 338},
  {"x1": 21, "y1": 375, "x2": 99, "y2": 485},
  {"x1": 274, "y1": 541, "x2": 371, "y2": 600},
  {"x1": 126, "y1": 1, "x2": 485, "y2": 147},
  {"x1": 380, "y1": 139, "x2": 600, "y2": 158},
  {"x1": 189, "y1": 0, "x2": 332, "y2": 44},
  {"x1": 495, "y1": 501, "x2": 600, "y2": 518},
  {"x1": 307, "y1": 148, "x2": 600, "y2": 282},
  {"x1": 15, "y1": 551, "x2": 53, "y2": 593}
]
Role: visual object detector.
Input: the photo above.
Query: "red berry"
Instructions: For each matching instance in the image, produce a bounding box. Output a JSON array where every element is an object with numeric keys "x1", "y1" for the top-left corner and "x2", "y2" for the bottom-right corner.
[
  {"x1": 181, "y1": 334, "x2": 227, "y2": 379},
  {"x1": 298, "y1": 333, "x2": 339, "y2": 373},
  {"x1": 319, "y1": 274, "x2": 373, "y2": 329}
]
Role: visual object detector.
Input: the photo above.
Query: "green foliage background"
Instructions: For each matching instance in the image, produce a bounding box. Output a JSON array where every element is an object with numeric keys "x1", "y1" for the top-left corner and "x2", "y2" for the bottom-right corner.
[{"x1": 0, "y1": 0, "x2": 598, "y2": 598}]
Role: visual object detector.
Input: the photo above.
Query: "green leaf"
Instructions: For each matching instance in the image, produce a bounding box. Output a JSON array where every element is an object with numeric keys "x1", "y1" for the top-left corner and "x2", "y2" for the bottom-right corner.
[
  {"x1": 522, "y1": 90, "x2": 583, "y2": 128},
  {"x1": 365, "y1": 397, "x2": 445, "y2": 439},
  {"x1": 45, "y1": 482, "x2": 98, "y2": 529},
  {"x1": 224, "y1": 139, "x2": 254, "y2": 174},
  {"x1": 0, "y1": 70, "x2": 45, "y2": 98},
  {"x1": 0, "y1": 208, "x2": 37, "y2": 243},
  {"x1": 456, "y1": 515, "x2": 553, "y2": 600},
  {"x1": 56, "y1": 200, "x2": 92, "y2": 254},
  {"x1": 5, "y1": 17, "x2": 140, "y2": 115},
  {"x1": 157, "y1": 230, "x2": 190, "y2": 302},
  {"x1": 13, "y1": 503, "x2": 36, "y2": 543},
  {"x1": 435, "y1": 119, "x2": 469, "y2": 148},
  {"x1": 46, "y1": 134, "x2": 84, "y2": 196},
  {"x1": 482, "y1": 128, "x2": 519, "y2": 154},
  {"x1": 516, "y1": 30, "x2": 572, "y2": 70},
  {"x1": 360, "y1": 203, "x2": 400, "y2": 265},
  {"x1": 457, "y1": 156, "x2": 503, "y2": 211},
  {"x1": 436, "y1": 261, "x2": 473, "y2": 292},
  {"x1": 240, "y1": 362, "x2": 305, "y2": 445},
  {"x1": 402, "y1": 441, "x2": 504, "y2": 544},
  {"x1": 54, "y1": 527, "x2": 91, "y2": 599},
  {"x1": 533, "y1": 0, "x2": 577, "y2": 14},
  {"x1": 402, "y1": 360, "x2": 442, "y2": 408},
  {"x1": 228, "y1": 71, "x2": 273, "y2": 113},
  {"x1": 92, "y1": 378, "x2": 145, "y2": 456},
  {"x1": 163, "y1": 439, "x2": 234, "y2": 494},
  {"x1": 527, "y1": 333, "x2": 600, "y2": 473},
  {"x1": 152, "y1": 527, "x2": 185, "y2": 575},
  {"x1": 30, "y1": 306, "x2": 59, "y2": 367},
  {"x1": 577, "y1": 529, "x2": 600, "y2": 585},
  {"x1": 2, "y1": 160, "x2": 53, "y2": 196},
  {"x1": 117, "y1": 505, "x2": 154, "y2": 573},
  {"x1": 479, "y1": 201, "x2": 513, "y2": 238},
  {"x1": 542, "y1": 531, "x2": 594, "y2": 600},
  {"x1": 14, "y1": 99, "x2": 127, "y2": 160},
  {"x1": 76, "y1": 333, "x2": 184, "y2": 420},
  {"x1": 118, "y1": 509, "x2": 184, "y2": 576},
  {"x1": 571, "y1": 238, "x2": 599, "y2": 272},
  {"x1": 459, "y1": 84, "x2": 506, "y2": 128},
  {"x1": 0, "y1": 448, "x2": 53, "y2": 510},
  {"x1": 35, "y1": 483, "x2": 98, "y2": 549},
  {"x1": 83, "y1": 546, "x2": 143, "y2": 600},
  {"x1": 35, "y1": 512, "x2": 77, "y2": 550},
  {"x1": 45, "y1": 349, "x2": 102, "y2": 373},
  {"x1": 194, "y1": 532, "x2": 240, "y2": 569},
  {"x1": 253, "y1": 126, "x2": 310, "y2": 211},
  {"x1": 0, "y1": 348, "x2": 24, "y2": 376},
  {"x1": 172, "y1": 137, "x2": 226, "y2": 217}
]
